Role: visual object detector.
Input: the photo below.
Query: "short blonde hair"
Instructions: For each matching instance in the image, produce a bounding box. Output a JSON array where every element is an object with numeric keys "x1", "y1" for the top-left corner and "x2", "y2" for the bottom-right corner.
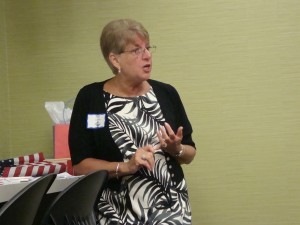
[{"x1": 100, "y1": 19, "x2": 149, "y2": 74}]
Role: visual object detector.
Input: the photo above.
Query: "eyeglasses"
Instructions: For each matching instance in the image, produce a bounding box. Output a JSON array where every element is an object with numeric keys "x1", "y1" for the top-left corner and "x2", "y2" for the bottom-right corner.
[{"x1": 120, "y1": 45, "x2": 156, "y2": 56}]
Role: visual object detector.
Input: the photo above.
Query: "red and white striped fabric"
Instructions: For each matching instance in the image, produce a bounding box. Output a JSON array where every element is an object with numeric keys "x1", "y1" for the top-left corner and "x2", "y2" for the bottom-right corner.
[
  {"x1": 0, "y1": 152, "x2": 67, "y2": 177},
  {"x1": 13, "y1": 152, "x2": 45, "y2": 165},
  {"x1": 1, "y1": 162, "x2": 67, "y2": 177},
  {"x1": 0, "y1": 152, "x2": 45, "y2": 176}
]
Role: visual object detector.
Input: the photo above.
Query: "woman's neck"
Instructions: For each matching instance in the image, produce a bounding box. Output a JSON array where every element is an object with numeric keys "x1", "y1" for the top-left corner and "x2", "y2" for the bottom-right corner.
[{"x1": 105, "y1": 76, "x2": 150, "y2": 97}]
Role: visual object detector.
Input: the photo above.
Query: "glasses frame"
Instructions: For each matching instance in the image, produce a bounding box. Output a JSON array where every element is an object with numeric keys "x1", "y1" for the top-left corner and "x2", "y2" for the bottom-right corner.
[{"x1": 120, "y1": 45, "x2": 156, "y2": 56}]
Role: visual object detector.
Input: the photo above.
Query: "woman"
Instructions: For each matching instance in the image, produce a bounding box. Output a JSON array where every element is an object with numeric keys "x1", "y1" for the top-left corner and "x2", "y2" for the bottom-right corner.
[{"x1": 69, "y1": 19, "x2": 196, "y2": 224}]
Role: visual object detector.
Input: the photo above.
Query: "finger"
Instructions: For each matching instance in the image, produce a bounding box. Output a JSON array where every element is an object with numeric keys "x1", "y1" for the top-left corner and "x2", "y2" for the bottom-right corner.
[
  {"x1": 147, "y1": 155, "x2": 155, "y2": 170},
  {"x1": 140, "y1": 159, "x2": 152, "y2": 170},
  {"x1": 153, "y1": 144, "x2": 161, "y2": 151},
  {"x1": 160, "y1": 125, "x2": 171, "y2": 144},
  {"x1": 157, "y1": 132, "x2": 167, "y2": 150},
  {"x1": 141, "y1": 156, "x2": 154, "y2": 171},
  {"x1": 144, "y1": 145, "x2": 156, "y2": 154},
  {"x1": 159, "y1": 125, "x2": 167, "y2": 137},
  {"x1": 139, "y1": 146, "x2": 155, "y2": 170},
  {"x1": 164, "y1": 122, "x2": 176, "y2": 140},
  {"x1": 176, "y1": 126, "x2": 184, "y2": 139},
  {"x1": 164, "y1": 122, "x2": 173, "y2": 134},
  {"x1": 156, "y1": 129, "x2": 165, "y2": 143}
]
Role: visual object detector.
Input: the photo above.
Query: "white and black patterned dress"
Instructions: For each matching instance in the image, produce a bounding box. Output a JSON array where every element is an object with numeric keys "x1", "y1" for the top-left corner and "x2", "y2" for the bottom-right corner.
[{"x1": 97, "y1": 88, "x2": 192, "y2": 225}]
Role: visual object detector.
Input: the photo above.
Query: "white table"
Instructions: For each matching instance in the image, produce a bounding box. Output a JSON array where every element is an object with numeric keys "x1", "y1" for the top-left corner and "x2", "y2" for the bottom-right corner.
[{"x1": 0, "y1": 175, "x2": 80, "y2": 203}]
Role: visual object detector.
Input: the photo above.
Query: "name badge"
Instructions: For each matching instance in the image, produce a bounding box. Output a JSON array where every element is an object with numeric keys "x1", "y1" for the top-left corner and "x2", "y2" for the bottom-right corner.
[{"x1": 87, "y1": 114, "x2": 105, "y2": 129}]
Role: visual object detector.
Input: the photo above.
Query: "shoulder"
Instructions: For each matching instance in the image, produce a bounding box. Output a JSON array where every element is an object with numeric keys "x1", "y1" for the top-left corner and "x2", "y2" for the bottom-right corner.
[
  {"x1": 73, "y1": 81, "x2": 108, "y2": 113},
  {"x1": 148, "y1": 79, "x2": 178, "y2": 94},
  {"x1": 76, "y1": 80, "x2": 109, "y2": 97},
  {"x1": 79, "y1": 80, "x2": 106, "y2": 92},
  {"x1": 148, "y1": 79, "x2": 181, "y2": 101},
  {"x1": 73, "y1": 80, "x2": 109, "y2": 108},
  {"x1": 148, "y1": 79, "x2": 173, "y2": 88}
]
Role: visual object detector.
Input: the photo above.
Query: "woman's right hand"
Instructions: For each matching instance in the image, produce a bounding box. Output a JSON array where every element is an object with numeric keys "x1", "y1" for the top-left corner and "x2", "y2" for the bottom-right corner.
[{"x1": 126, "y1": 145, "x2": 156, "y2": 173}]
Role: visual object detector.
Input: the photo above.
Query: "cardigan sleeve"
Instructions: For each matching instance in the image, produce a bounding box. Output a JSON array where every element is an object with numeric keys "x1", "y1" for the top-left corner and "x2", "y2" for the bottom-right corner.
[
  {"x1": 68, "y1": 84, "x2": 97, "y2": 165},
  {"x1": 69, "y1": 82, "x2": 124, "y2": 166},
  {"x1": 149, "y1": 80, "x2": 196, "y2": 149}
]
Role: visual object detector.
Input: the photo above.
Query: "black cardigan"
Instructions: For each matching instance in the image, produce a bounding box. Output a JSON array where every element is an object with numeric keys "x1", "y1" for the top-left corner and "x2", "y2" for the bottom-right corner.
[{"x1": 69, "y1": 79, "x2": 195, "y2": 188}]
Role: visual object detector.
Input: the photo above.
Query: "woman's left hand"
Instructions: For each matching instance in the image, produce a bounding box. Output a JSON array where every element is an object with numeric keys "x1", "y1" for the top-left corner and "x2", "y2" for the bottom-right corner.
[{"x1": 157, "y1": 122, "x2": 183, "y2": 156}]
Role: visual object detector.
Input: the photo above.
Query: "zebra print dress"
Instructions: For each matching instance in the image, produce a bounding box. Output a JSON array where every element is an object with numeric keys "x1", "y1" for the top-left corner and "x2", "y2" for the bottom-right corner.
[{"x1": 97, "y1": 87, "x2": 192, "y2": 225}]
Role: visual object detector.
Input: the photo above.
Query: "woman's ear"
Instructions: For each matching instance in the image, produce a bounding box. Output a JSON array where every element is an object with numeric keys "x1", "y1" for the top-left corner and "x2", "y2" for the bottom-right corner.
[{"x1": 109, "y1": 53, "x2": 120, "y2": 71}]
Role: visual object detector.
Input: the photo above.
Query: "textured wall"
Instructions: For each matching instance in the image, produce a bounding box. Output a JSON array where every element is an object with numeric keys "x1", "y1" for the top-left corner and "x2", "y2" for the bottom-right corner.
[
  {"x1": 0, "y1": 0, "x2": 10, "y2": 156},
  {"x1": 1, "y1": 0, "x2": 300, "y2": 224}
]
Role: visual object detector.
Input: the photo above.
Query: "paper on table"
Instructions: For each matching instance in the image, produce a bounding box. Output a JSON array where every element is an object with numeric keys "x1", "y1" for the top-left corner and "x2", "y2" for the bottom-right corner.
[
  {"x1": 0, "y1": 176, "x2": 36, "y2": 185},
  {"x1": 56, "y1": 172, "x2": 82, "y2": 179}
]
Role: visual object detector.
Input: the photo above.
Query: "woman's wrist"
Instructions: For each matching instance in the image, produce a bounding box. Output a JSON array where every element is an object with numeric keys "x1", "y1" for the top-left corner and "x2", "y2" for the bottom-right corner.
[
  {"x1": 174, "y1": 144, "x2": 185, "y2": 158},
  {"x1": 115, "y1": 161, "x2": 135, "y2": 178},
  {"x1": 115, "y1": 162, "x2": 120, "y2": 179}
]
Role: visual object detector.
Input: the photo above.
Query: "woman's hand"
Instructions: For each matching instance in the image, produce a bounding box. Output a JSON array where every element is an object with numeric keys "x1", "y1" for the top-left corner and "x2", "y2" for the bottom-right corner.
[
  {"x1": 126, "y1": 145, "x2": 156, "y2": 173},
  {"x1": 157, "y1": 122, "x2": 183, "y2": 156}
]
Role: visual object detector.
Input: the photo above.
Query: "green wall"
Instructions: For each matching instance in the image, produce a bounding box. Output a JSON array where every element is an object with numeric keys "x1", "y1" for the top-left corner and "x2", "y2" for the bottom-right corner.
[
  {"x1": 0, "y1": 0, "x2": 10, "y2": 156},
  {"x1": 1, "y1": 1, "x2": 300, "y2": 224}
]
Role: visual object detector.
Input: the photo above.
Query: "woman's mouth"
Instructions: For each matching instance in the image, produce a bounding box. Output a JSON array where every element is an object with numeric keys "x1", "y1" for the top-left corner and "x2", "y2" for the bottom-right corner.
[{"x1": 143, "y1": 64, "x2": 151, "y2": 72}]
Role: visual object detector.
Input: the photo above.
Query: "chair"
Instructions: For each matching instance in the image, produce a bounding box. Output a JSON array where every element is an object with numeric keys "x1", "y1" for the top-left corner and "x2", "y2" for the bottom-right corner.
[
  {"x1": 41, "y1": 170, "x2": 108, "y2": 225},
  {"x1": 0, "y1": 173, "x2": 56, "y2": 225}
]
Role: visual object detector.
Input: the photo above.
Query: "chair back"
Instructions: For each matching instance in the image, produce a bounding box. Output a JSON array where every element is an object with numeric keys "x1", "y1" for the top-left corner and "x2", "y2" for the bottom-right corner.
[
  {"x1": 0, "y1": 173, "x2": 56, "y2": 225},
  {"x1": 42, "y1": 170, "x2": 108, "y2": 225}
]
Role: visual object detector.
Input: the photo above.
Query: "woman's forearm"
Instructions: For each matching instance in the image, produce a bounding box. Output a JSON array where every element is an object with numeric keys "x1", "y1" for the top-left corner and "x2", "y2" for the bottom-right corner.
[{"x1": 176, "y1": 144, "x2": 196, "y2": 164}]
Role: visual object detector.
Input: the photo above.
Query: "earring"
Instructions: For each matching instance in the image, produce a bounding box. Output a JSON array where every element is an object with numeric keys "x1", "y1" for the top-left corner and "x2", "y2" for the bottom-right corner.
[{"x1": 118, "y1": 68, "x2": 121, "y2": 74}]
